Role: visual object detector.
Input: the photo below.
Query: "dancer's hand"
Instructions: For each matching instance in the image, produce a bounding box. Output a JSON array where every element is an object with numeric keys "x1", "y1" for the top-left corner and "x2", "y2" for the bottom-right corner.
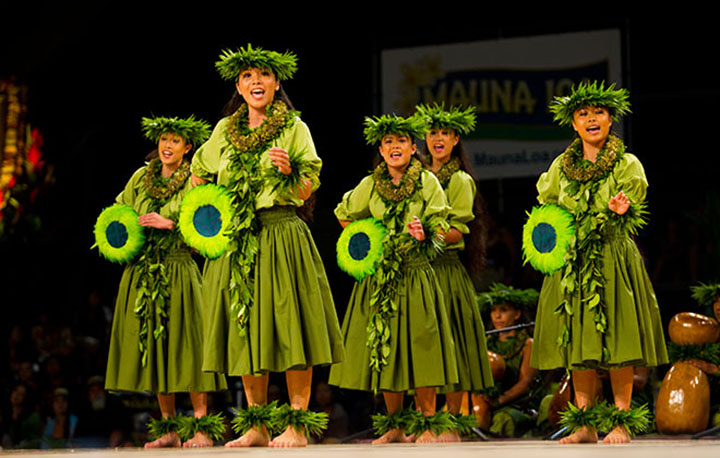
[
  {"x1": 191, "y1": 174, "x2": 208, "y2": 187},
  {"x1": 407, "y1": 216, "x2": 425, "y2": 241},
  {"x1": 268, "y1": 147, "x2": 291, "y2": 175},
  {"x1": 688, "y1": 358, "x2": 719, "y2": 375},
  {"x1": 442, "y1": 227, "x2": 462, "y2": 244},
  {"x1": 608, "y1": 191, "x2": 630, "y2": 215},
  {"x1": 293, "y1": 178, "x2": 313, "y2": 201},
  {"x1": 139, "y1": 212, "x2": 174, "y2": 230}
]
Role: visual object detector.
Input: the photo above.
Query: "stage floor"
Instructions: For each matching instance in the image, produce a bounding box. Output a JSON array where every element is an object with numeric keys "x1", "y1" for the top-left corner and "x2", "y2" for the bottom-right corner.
[{"x1": 3, "y1": 440, "x2": 720, "y2": 458}]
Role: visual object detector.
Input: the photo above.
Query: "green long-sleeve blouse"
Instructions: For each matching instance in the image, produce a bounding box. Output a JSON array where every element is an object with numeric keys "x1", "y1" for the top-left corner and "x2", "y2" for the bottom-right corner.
[
  {"x1": 334, "y1": 169, "x2": 449, "y2": 233},
  {"x1": 191, "y1": 116, "x2": 321, "y2": 209}
]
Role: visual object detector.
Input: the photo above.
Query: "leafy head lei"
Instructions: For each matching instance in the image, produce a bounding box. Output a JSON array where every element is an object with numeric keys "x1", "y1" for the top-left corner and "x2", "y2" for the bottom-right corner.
[
  {"x1": 549, "y1": 81, "x2": 632, "y2": 127},
  {"x1": 414, "y1": 103, "x2": 476, "y2": 135},
  {"x1": 363, "y1": 114, "x2": 427, "y2": 145},
  {"x1": 691, "y1": 282, "x2": 720, "y2": 308},
  {"x1": 141, "y1": 115, "x2": 211, "y2": 148},
  {"x1": 215, "y1": 44, "x2": 298, "y2": 82},
  {"x1": 477, "y1": 282, "x2": 539, "y2": 313}
]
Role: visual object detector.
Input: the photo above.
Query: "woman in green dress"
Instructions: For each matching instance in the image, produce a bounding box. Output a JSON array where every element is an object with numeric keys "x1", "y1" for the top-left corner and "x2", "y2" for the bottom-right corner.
[
  {"x1": 104, "y1": 115, "x2": 227, "y2": 448},
  {"x1": 328, "y1": 114, "x2": 457, "y2": 444},
  {"x1": 529, "y1": 82, "x2": 667, "y2": 444},
  {"x1": 190, "y1": 45, "x2": 344, "y2": 448},
  {"x1": 414, "y1": 103, "x2": 494, "y2": 441}
]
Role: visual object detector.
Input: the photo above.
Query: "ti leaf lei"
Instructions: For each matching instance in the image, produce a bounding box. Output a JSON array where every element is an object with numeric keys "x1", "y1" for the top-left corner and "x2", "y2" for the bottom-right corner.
[
  {"x1": 483, "y1": 329, "x2": 529, "y2": 399},
  {"x1": 134, "y1": 159, "x2": 186, "y2": 366},
  {"x1": 555, "y1": 136, "x2": 648, "y2": 357},
  {"x1": 433, "y1": 157, "x2": 460, "y2": 189},
  {"x1": 487, "y1": 328, "x2": 529, "y2": 362},
  {"x1": 224, "y1": 101, "x2": 298, "y2": 335},
  {"x1": 144, "y1": 158, "x2": 190, "y2": 200},
  {"x1": 367, "y1": 157, "x2": 447, "y2": 380}
]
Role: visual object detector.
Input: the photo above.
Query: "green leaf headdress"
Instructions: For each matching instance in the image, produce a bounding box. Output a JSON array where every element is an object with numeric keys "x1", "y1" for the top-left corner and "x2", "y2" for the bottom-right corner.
[
  {"x1": 141, "y1": 115, "x2": 211, "y2": 148},
  {"x1": 477, "y1": 282, "x2": 539, "y2": 313},
  {"x1": 363, "y1": 114, "x2": 428, "y2": 145},
  {"x1": 216, "y1": 44, "x2": 298, "y2": 82},
  {"x1": 414, "y1": 103, "x2": 476, "y2": 135},
  {"x1": 549, "y1": 81, "x2": 632, "y2": 127},
  {"x1": 691, "y1": 282, "x2": 720, "y2": 308}
]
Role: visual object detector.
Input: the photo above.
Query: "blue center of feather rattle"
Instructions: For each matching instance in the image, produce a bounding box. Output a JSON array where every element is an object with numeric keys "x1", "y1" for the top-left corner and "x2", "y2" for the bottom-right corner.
[
  {"x1": 106, "y1": 221, "x2": 128, "y2": 248},
  {"x1": 348, "y1": 233, "x2": 371, "y2": 260},
  {"x1": 193, "y1": 205, "x2": 222, "y2": 237},
  {"x1": 532, "y1": 222, "x2": 556, "y2": 253}
]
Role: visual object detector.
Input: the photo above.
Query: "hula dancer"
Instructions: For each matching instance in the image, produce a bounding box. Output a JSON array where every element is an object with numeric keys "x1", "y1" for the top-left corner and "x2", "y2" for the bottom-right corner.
[
  {"x1": 329, "y1": 114, "x2": 458, "y2": 444},
  {"x1": 414, "y1": 103, "x2": 494, "y2": 441},
  {"x1": 529, "y1": 82, "x2": 667, "y2": 444},
  {"x1": 190, "y1": 45, "x2": 344, "y2": 448},
  {"x1": 102, "y1": 116, "x2": 227, "y2": 448}
]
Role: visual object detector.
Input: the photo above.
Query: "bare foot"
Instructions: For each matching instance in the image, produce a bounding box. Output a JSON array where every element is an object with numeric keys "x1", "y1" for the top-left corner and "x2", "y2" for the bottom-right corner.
[
  {"x1": 415, "y1": 430, "x2": 440, "y2": 443},
  {"x1": 225, "y1": 425, "x2": 270, "y2": 447},
  {"x1": 559, "y1": 426, "x2": 598, "y2": 444},
  {"x1": 603, "y1": 425, "x2": 631, "y2": 444},
  {"x1": 183, "y1": 431, "x2": 213, "y2": 448},
  {"x1": 269, "y1": 426, "x2": 307, "y2": 448},
  {"x1": 372, "y1": 428, "x2": 410, "y2": 444},
  {"x1": 437, "y1": 431, "x2": 461, "y2": 443},
  {"x1": 145, "y1": 432, "x2": 181, "y2": 448}
]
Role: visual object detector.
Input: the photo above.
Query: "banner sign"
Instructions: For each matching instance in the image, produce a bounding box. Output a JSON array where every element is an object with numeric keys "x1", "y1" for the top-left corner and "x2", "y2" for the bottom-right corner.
[{"x1": 381, "y1": 30, "x2": 623, "y2": 179}]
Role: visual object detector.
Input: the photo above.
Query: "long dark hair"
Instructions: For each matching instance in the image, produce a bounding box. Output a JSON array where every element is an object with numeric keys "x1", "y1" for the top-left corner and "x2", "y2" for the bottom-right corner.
[
  {"x1": 420, "y1": 138, "x2": 488, "y2": 281},
  {"x1": 221, "y1": 83, "x2": 315, "y2": 222}
]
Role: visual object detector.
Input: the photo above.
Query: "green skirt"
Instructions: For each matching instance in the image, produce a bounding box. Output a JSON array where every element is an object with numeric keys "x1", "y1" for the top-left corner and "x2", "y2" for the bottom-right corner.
[
  {"x1": 433, "y1": 251, "x2": 494, "y2": 393},
  {"x1": 105, "y1": 249, "x2": 227, "y2": 394},
  {"x1": 202, "y1": 206, "x2": 344, "y2": 376},
  {"x1": 530, "y1": 236, "x2": 668, "y2": 370},
  {"x1": 328, "y1": 257, "x2": 458, "y2": 392}
]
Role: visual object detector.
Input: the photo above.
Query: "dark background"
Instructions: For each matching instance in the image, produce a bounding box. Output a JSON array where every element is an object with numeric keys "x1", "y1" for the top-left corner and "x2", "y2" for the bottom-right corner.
[{"x1": 2, "y1": 8, "x2": 718, "y2": 388}]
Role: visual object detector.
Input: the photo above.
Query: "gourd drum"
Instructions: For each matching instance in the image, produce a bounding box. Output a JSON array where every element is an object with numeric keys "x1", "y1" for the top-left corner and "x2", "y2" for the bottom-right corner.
[{"x1": 656, "y1": 312, "x2": 718, "y2": 434}]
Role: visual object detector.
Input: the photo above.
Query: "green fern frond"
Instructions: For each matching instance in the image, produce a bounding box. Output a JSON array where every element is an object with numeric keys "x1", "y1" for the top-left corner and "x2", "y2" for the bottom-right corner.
[{"x1": 549, "y1": 81, "x2": 631, "y2": 127}]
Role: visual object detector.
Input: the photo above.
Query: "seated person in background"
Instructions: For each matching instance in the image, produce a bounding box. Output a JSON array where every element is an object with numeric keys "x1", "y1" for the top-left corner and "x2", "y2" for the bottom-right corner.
[
  {"x1": 478, "y1": 283, "x2": 540, "y2": 437},
  {"x1": 1, "y1": 383, "x2": 42, "y2": 449},
  {"x1": 41, "y1": 388, "x2": 78, "y2": 449},
  {"x1": 311, "y1": 382, "x2": 349, "y2": 444},
  {"x1": 74, "y1": 376, "x2": 132, "y2": 448}
]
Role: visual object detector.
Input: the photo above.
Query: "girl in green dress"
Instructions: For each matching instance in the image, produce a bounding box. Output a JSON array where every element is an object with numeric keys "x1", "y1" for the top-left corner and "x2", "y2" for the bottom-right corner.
[
  {"x1": 104, "y1": 116, "x2": 227, "y2": 448},
  {"x1": 190, "y1": 45, "x2": 344, "y2": 448},
  {"x1": 415, "y1": 103, "x2": 494, "y2": 441},
  {"x1": 328, "y1": 114, "x2": 457, "y2": 444},
  {"x1": 530, "y1": 82, "x2": 667, "y2": 444}
]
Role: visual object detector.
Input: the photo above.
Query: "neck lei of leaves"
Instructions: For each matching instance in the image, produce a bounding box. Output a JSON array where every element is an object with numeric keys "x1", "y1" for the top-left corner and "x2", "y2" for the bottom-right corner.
[
  {"x1": 555, "y1": 135, "x2": 646, "y2": 356},
  {"x1": 432, "y1": 156, "x2": 460, "y2": 188},
  {"x1": 134, "y1": 160, "x2": 187, "y2": 366},
  {"x1": 225, "y1": 100, "x2": 297, "y2": 335},
  {"x1": 488, "y1": 328, "x2": 529, "y2": 361},
  {"x1": 144, "y1": 158, "x2": 191, "y2": 200},
  {"x1": 367, "y1": 157, "x2": 447, "y2": 381}
]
